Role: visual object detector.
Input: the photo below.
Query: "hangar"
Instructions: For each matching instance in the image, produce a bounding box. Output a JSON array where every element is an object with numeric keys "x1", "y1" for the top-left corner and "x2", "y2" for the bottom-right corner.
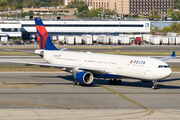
[{"x1": 0, "y1": 19, "x2": 150, "y2": 41}]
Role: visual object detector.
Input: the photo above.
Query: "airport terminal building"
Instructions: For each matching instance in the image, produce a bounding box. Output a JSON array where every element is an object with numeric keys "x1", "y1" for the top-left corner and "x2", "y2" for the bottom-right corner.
[
  {"x1": 0, "y1": 19, "x2": 150, "y2": 41},
  {"x1": 0, "y1": 22, "x2": 21, "y2": 41}
]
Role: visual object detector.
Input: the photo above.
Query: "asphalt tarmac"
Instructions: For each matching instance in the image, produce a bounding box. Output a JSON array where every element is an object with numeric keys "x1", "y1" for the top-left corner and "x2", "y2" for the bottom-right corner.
[{"x1": 0, "y1": 72, "x2": 180, "y2": 119}]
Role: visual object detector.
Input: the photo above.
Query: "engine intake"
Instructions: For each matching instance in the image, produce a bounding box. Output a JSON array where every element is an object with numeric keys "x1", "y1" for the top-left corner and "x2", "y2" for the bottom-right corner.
[{"x1": 75, "y1": 71, "x2": 94, "y2": 84}]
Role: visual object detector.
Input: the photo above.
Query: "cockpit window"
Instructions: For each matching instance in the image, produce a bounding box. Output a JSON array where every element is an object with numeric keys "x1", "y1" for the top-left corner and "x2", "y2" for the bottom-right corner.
[{"x1": 158, "y1": 65, "x2": 170, "y2": 68}]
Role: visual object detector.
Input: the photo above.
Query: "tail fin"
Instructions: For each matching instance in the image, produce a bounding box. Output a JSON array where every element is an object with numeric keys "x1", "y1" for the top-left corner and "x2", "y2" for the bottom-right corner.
[{"x1": 34, "y1": 18, "x2": 58, "y2": 50}]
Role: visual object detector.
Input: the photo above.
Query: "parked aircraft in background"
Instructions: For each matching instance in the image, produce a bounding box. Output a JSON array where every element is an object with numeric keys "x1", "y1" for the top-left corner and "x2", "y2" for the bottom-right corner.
[{"x1": 0, "y1": 18, "x2": 175, "y2": 89}]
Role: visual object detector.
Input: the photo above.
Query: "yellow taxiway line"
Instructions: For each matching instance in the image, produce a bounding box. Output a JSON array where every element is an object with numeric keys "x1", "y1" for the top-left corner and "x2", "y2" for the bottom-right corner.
[{"x1": 99, "y1": 84, "x2": 154, "y2": 119}]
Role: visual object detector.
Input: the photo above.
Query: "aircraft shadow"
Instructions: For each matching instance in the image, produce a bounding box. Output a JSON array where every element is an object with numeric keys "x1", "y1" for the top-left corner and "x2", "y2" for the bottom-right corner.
[
  {"x1": 159, "y1": 78, "x2": 180, "y2": 82},
  {"x1": 93, "y1": 78, "x2": 180, "y2": 89},
  {"x1": 31, "y1": 75, "x2": 180, "y2": 89}
]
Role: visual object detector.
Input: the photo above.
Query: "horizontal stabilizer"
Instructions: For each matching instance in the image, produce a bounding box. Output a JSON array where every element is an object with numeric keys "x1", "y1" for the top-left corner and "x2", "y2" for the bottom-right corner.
[
  {"x1": 59, "y1": 48, "x2": 68, "y2": 51},
  {"x1": 4, "y1": 49, "x2": 43, "y2": 55}
]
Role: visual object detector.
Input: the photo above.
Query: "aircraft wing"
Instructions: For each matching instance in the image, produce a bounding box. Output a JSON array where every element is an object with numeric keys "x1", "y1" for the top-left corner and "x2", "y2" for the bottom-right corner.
[
  {"x1": 159, "y1": 51, "x2": 175, "y2": 61},
  {"x1": 0, "y1": 60, "x2": 112, "y2": 75}
]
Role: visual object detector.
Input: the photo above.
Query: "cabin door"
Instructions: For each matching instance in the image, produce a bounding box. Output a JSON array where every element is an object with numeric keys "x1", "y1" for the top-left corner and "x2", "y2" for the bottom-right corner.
[
  {"x1": 79, "y1": 57, "x2": 83, "y2": 66},
  {"x1": 144, "y1": 62, "x2": 153, "y2": 78},
  {"x1": 118, "y1": 59, "x2": 124, "y2": 70}
]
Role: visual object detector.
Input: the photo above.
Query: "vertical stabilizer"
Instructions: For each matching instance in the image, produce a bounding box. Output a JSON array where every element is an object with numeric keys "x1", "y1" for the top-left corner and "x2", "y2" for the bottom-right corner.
[{"x1": 34, "y1": 18, "x2": 58, "y2": 50}]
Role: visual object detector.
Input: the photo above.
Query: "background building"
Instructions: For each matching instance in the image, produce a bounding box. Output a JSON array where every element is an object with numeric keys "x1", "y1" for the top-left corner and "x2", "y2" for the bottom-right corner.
[
  {"x1": 22, "y1": 7, "x2": 77, "y2": 16},
  {"x1": 64, "y1": 0, "x2": 92, "y2": 7},
  {"x1": 0, "y1": 22, "x2": 21, "y2": 41},
  {"x1": 92, "y1": 0, "x2": 129, "y2": 16},
  {"x1": 130, "y1": 0, "x2": 174, "y2": 16},
  {"x1": 92, "y1": 0, "x2": 174, "y2": 16},
  {"x1": 65, "y1": 0, "x2": 174, "y2": 16}
]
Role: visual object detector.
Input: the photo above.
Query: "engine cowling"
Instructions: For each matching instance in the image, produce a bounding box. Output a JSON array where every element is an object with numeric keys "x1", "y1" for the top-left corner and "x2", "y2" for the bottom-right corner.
[{"x1": 75, "y1": 71, "x2": 94, "y2": 84}]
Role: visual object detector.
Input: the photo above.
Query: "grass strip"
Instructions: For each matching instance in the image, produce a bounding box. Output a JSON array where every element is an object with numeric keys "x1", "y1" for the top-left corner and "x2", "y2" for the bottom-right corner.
[
  {"x1": 170, "y1": 66, "x2": 180, "y2": 72},
  {"x1": 0, "y1": 66, "x2": 179, "y2": 72},
  {"x1": 0, "y1": 52, "x2": 34, "y2": 56}
]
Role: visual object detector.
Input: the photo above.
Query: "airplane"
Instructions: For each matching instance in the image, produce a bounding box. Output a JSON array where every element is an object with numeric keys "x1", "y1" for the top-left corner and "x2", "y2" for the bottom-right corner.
[{"x1": 0, "y1": 18, "x2": 175, "y2": 89}]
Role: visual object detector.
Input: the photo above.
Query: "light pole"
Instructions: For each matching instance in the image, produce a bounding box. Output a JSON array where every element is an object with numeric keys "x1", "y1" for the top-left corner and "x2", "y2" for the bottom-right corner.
[
  {"x1": 114, "y1": 9, "x2": 118, "y2": 19},
  {"x1": 168, "y1": 15, "x2": 171, "y2": 21},
  {"x1": 138, "y1": 10, "x2": 143, "y2": 19},
  {"x1": 153, "y1": 8, "x2": 154, "y2": 18},
  {"x1": 159, "y1": 11, "x2": 163, "y2": 21},
  {"x1": 163, "y1": 15, "x2": 166, "y2": 21},
  {"x1": 98, "y1": 14, "x2": 100, "y2": 19},
  {"x1": 20, "y1": 11, "x2": 22, "y2": 19},
  {"x1": 131, "y1": 14, "x2": 134, "y2": 19},
  {"x1": 110, "y1": 15, "x2": 112, "y2": 19},
  {"x1": 16, "y1": 10, "x2": 17, "y2": 19},
  {"x1": 8, "y1": 7, "x2": 10, "y2": 16},
  {"x1": 105, "y1": 15, "x2": 108, "y2": 19},
  {"x1": 101, "y1": 14, "x2": 103, "y2": 19}
]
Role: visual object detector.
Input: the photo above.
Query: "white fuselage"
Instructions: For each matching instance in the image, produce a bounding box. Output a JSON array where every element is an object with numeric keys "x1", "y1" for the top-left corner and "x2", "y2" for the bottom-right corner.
[{"x1": 39, "y1": 50, "x2": 172, "y2": 81}]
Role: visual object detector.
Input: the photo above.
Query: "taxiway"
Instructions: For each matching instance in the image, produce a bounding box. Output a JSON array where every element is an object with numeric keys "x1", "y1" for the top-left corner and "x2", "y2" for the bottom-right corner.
[{"x1": 0, "y1": 72, "x2": 179, "y2": 119}]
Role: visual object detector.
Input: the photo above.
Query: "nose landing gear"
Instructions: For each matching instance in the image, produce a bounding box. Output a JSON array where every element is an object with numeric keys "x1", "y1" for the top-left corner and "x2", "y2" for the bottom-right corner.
[{"x1": 152, "y1": 80, "x2": 158, "y2": 89}]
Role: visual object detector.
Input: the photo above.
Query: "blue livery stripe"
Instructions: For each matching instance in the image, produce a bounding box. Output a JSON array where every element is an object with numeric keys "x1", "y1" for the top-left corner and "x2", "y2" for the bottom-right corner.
[
  {"x1": 37, "y1": 30, "x2": 43, "y2": 49},
  {"x1": 34, "y1": 18, "x2": 44, "y2": 26},
  {"x1": 45, "y1": 36, "x2": 58, "y2": 50}
]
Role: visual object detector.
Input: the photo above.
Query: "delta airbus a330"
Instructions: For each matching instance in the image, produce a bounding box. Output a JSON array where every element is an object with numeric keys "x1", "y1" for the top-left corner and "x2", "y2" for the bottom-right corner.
[{"x1": 0, "y1": 18, "x2": 175, "y2": 89}]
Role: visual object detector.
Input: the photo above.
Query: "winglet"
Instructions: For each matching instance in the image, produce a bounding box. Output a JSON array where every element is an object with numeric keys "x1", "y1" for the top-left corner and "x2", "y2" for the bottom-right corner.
[
  {"x1": 171, "y1": 51, "x2": 175, "y2": 57},
  {"x1": 159, "y1": 51, "x2": 176, "y2": 61}
]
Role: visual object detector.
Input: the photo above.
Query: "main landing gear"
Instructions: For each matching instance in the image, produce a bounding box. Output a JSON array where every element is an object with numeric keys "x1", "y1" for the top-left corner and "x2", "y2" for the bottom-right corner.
[
  {"x1": 73, "y1": 80, "x2": 78, "y2": 85},
  {"x1": 109, "y1": 79, "x2": 122, "y2": 85},
  {"x1": 152, "y1": 80, "x2": 158, "y2": 89},
  {"x1": 73, "y1": 80, "x2": 85, "y2": 86}
]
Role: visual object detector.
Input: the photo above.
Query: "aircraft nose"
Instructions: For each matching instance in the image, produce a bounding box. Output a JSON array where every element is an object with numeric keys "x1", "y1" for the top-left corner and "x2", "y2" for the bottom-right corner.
[{"x1": 164, "y1": 68, "x2": 172, "y2": 78}]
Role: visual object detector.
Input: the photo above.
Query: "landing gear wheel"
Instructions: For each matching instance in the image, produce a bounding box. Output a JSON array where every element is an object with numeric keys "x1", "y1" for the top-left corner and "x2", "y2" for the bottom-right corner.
[
  {"x1": 117, "y1": 80, "x2": 122, "y2": 85},
  {"x1": 79, "y1": 83, "x2": 86, "y2": 86},
  {"x1": 152, "y1": 80, "x2": 158, "y2": 90},
  {"x1": 73, "y1": 80, "x2": 77, "y2": 85},
  {"x1": 109, "y1": 79, "x2": 113, "y2": 85},
  {"x1": 113, "y1": 79, "x2": 117, "y2": 85},
  {"x1": 152, "y1": 86, "x2": 158, "y2": 89}
]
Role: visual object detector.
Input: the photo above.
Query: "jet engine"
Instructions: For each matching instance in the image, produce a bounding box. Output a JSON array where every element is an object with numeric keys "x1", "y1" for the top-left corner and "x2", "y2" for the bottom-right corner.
[{"x1": 74, "y1": 71, "x2": 94, "y2": 84}]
